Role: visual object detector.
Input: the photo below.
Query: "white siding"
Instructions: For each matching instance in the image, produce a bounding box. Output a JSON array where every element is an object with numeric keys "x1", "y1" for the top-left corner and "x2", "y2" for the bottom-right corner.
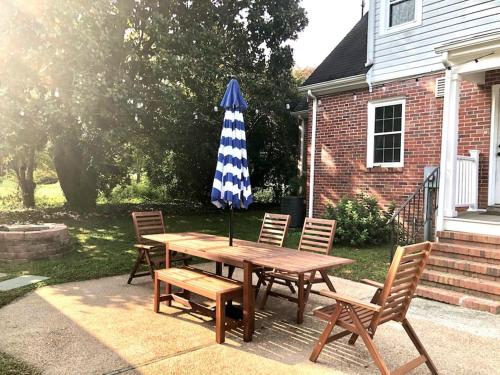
[{"x1": 371, "y1": 0, "x2": 500, "y2": 83}]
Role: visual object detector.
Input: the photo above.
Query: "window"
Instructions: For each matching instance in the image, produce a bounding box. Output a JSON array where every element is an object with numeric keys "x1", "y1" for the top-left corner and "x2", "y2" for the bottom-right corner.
[
  {"x1": 381, "y1": 0, "x2": 422, "y2": 34},
  {"x1": 389, "y1": 0, "x2": 415, "y2": 27},
  {"x1": 367, "y1": 99, "x2": 405, "y2": 168}
]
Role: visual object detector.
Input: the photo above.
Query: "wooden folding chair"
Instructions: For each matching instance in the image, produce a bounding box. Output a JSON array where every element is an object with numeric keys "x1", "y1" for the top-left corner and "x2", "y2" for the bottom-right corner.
[
  {"x1": 227, "y1": 213, "x2": 290, "y2": 293},
  {"x1": 127, "y1": 211, "x2": 191, "y2": 284},
  {"x1": 309, "y1": 242, "x2": 437, "y2": 375},
  {"x1": 260, "y1": 217, "x2": 337, "y2": 310}
]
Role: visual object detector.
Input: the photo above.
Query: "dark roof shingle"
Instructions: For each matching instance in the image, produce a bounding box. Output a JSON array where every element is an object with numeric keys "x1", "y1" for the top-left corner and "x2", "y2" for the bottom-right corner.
[{"x1": 303, "y1": 13, "x2": 370, "y2": 86}]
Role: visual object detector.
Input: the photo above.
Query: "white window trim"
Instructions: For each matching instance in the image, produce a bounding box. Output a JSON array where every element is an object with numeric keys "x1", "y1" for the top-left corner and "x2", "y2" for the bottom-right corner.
[
  {"x1": 379, "y1": 0, "x2": 423, "y2": 35},
  {"x1": 367, "y1": 98, "x2": 406, "y2": 168}
]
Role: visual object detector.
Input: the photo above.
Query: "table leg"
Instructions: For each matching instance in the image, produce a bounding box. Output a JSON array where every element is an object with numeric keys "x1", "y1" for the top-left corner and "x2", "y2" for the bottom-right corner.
[
  {"x1": 297, "y1": 273, "x2": 305, "y2": 324},
  {"x1": 243, "y1": 261, "x2": 254, "y2": 342},
  {"x1": 165, "y1": 243, "x2": 172, "y2": 306}
]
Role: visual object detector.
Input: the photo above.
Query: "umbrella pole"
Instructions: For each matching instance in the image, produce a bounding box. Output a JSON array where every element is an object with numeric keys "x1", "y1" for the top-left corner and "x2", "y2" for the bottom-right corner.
[{"x1": 229, "y1": 205, "x2": 233, "y2": 246}]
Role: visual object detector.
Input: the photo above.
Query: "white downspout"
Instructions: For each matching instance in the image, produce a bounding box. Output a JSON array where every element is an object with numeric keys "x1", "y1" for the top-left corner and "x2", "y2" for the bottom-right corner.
[
  {"x1": 365, "y1": 0, "x2": 376, "y2": 67},
  {"x1": 307, "y1": 90, "x2": 318, "y2": 218}
]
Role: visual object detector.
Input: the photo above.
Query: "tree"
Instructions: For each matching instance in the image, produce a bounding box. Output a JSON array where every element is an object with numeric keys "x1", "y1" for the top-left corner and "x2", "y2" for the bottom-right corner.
[{"x1": 0, "y1": 2, "x2": 50, "y2": 208}]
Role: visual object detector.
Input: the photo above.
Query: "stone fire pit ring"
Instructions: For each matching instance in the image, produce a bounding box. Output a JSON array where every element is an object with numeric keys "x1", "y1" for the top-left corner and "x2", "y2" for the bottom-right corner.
[{"x1": 0, "y1": 223, "x2": 71, "y2": 261}]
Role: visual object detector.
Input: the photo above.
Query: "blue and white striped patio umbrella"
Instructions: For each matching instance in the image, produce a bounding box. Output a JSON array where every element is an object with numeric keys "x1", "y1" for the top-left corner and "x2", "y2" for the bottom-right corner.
[{"x1": 211, "y1": 79, "x2": 253, "y2": 244}]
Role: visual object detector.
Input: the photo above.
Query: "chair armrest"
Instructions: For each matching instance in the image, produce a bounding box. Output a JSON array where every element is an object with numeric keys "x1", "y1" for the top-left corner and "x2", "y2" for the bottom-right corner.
[
  {"x1": 360, "y1": 279, "x2": 384, "y2": 290},
  {"x1": 319, "y1": 290, "x2": 381, "y2": 312}
]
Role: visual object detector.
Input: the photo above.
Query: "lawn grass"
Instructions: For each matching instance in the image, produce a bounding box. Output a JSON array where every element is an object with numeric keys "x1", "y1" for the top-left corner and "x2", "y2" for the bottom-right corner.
[
  {"x1": 0, "y1": 209, "x2": 390, "y2": 309},
  {"x1": 0, "y1": 177, "x2": 66, "y2": 211},
  {"x1": 0, "y1": 351, "x2": 41, "y2": 375}
]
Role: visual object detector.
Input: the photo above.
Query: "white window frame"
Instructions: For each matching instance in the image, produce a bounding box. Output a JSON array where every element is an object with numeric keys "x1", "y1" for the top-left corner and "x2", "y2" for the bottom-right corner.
[
  {"x1": 379, "y1": 0, "x2": 423, "y2": 35},
  {"x1": 367, "y1": 98, "x2": 406, "y2": 168}
]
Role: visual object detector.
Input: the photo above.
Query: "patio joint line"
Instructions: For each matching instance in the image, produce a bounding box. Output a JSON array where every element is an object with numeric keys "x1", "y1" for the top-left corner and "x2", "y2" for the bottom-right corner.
[{"x1": 102, "y1": 341, "x2": 215, "y2": 375}]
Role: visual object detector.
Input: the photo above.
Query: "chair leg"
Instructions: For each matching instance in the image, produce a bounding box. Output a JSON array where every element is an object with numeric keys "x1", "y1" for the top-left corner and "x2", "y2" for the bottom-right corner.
[
  {"x1": 319, "y1": 269, "x2": 336, "y2": 292},
  {"x1": 227, "y1": 265, "x2": 235, "y2": 279},
  {"x1": 143, "y1": 250, "x2": 156, "y2": 279},
  {"x1": 348, "y1": 307, "x2": 390, "y2": 375},
  {"x1": 216, "y1": 294, "x2": 225, "y2": 344},
  {"x1": 402, "y1": 319, "x2": 438, "y2": 375},
  {"x1": 259, "y1": 275, "x2": 274, "y2": 309},
  {"x1": 287, "y1": 280, "x2": 296, "y2": 294},
  {"x1": 309, "y1": 303, "x2": 343, "y2": 362},
  {"x1": 347, "y1": 333, "x2": 359, "y2": 345},
  {"x1": 153, "y1": 273, "x2": 160, "y2": 313},
  {"x1": 127, "y1": 250, "x2": 145, "y2": 284}
]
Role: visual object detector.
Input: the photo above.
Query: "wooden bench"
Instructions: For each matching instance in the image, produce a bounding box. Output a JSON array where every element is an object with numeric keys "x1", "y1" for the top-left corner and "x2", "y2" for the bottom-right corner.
[{"x1": 154, "y1": 266, "x2": 243, "y2": 344}]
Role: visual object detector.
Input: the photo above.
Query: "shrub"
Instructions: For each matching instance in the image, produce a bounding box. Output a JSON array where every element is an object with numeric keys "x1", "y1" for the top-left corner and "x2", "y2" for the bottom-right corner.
[
  {"x1": 323, "y1": 194, "x2": 391, "y2": 246},
  {"x1": 253, "y1": 187, "x2": 277, "y2": 204}
]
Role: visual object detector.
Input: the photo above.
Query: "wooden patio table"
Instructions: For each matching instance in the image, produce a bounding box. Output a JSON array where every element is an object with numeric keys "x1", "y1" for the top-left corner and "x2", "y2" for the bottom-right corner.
[{"x1": 142, "y1": 232, "x2": 354, "y2": 342}]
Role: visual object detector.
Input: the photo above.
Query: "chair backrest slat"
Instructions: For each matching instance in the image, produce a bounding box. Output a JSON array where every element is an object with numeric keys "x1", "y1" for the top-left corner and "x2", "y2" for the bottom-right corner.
[
  {"x1": 132, "y1": 211, "x2": 165, "y2": 245},
  {"x1": 298, "y1": 218, "x2": 336, "y2": 255},
  {"x1": 258, "y1": 213, "x2": 290, "y2": 247},
  {"x1": 372, "y1": 242, "x2": 432, "y2": 328}
]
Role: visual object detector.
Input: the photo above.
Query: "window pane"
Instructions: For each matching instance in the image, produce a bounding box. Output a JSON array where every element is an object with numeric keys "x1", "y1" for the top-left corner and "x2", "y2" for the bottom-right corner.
[
  {"x1": 394, "y1": 104, "x2": 402, "y2": 117},
  {"x1": 393, "y1": 118, "x2": 402, "y2": 131},
  {"x1": 375, "y1": 119, "x2": 384, "y2": 133},
  {"x1": 394, "y1": 148, "x2": 401, "y2": 162},
  {"x1": 394, "y1": 133, "x2": 401, "y2": 148},
  {"x1": 384, "y1": 149, "x2": 393, "y2": 162},
  {"x1": 384, "y1": 105, "x2": 394, "y2": 118},
  {"x1": 375, "y1": 107, "x2": 384, "y2": 120},
  {"x1": 390, "y1": 0, "x2": 416, "y2": 27},
  {"x1": 383, "y1": 119, "x2": 393, "y2": 132},
  {"x1": 385, "y1": 135, "x2": 394, "y2": 148},
  {"x1": 374, "y1": 149, "x2": 384, "y2": 163},
  {"x1": 375, "y1": 135, "x2": 384, "y2": 148}
]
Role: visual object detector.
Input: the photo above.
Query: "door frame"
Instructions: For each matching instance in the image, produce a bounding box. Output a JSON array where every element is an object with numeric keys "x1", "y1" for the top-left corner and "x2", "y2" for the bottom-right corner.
[{"x1": 488, "y1": 84, "x2": 500, "y2": 206}]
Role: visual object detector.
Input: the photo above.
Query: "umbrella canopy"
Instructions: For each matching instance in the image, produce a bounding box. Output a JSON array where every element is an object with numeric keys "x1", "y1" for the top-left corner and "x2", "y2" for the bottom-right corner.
[
  {"x1": 211, "y1": 79, "x2": 253, "y2": 244},
  {"x1": 211, "y1": 79, "x2": 253, "y2": 209}
]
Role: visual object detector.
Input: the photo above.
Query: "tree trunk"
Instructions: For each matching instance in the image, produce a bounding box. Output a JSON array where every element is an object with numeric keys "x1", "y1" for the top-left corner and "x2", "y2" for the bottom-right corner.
[
  {"x1": 53, "y1": 136, "x2": 98, "y2": 212},
  {"x1": 10, "y1": 147, "x2": 36, "y2": 208}
]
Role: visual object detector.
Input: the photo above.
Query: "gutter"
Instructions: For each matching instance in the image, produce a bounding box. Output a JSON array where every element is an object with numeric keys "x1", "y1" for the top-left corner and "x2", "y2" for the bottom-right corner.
[
  {"x1": 299, "y1": 74, "x2": 367, "y2": 96},
  {"x1": 307, "y1": 90, "x2": 318, "y2": 218}
]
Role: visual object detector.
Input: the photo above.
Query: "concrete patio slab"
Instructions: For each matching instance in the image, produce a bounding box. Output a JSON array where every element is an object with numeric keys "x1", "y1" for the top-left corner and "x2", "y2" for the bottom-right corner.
[
  {"x1": 0, "y1": 264, "x2": 498, "y2": 374},
  {"x1": 0, "y1": 275, "x2": 48, "y2": 291}
]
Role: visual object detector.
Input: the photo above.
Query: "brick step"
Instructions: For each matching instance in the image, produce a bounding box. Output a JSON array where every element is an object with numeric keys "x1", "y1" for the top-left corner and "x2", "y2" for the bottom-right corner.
[
  {"x1": 437, "y1": 230, "x2": 500, "y2": 250},
  {"x1": 431, "y1": 242, "x2": 500, "y2": 265},
  {"x1": 428, "y1": 255, "x2": 500, "y2": 279},
  {"x1": 421, "y1": 269, "x2": 500, "y2": 300},
  {"x1": 416, "y1": 285, "x2": 500, "y2": 314}
]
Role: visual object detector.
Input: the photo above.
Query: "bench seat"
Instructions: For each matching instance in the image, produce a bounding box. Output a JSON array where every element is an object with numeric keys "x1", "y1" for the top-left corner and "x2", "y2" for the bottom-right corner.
[{"x1": 154, "y1": 266, "x2": 243, "y2": 343}]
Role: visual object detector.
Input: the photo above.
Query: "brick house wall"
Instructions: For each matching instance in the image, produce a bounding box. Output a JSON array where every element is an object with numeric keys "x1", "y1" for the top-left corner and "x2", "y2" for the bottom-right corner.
[{"x1": 305, "y1": 70, "x2": 500, "y2": 217}]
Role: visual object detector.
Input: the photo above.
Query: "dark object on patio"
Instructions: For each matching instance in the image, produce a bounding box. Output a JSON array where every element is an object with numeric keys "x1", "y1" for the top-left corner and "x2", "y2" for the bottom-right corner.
[
  {"x1": 309, "y1": 242, "x2": 437, "y2": 375},
  {"x1": 227, "y1": 213, "x2": 291, "y2": 294},
  {"x1": 154, "y1": 266, "x2": 243, "y2": 344},
  {"x1": 281, "y1": 196, "x2": 305, "y2": 228},
  {"x1": 260, "y1": 217, "x2": 337, "y2": 311},
  {"x1": 127, "y1": 211, "x2": 191, "y2": 284}
]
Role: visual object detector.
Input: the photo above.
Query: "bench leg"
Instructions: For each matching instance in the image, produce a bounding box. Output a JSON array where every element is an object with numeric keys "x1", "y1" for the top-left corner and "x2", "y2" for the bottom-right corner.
[
  {"x1": 216, "y1": 294, "x2": 226, "y2": 344},
  {"x1": 154, "y1": 273, "x2": 160, "y2": 313}
]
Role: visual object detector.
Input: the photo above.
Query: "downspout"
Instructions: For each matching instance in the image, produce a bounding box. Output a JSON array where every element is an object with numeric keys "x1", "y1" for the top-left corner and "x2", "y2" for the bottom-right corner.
[
  {"x1": 365, "y1": 0, "x2": 376, "y2": 68},
  {"x1": 307, "y1": 90, "x2": 318, "y2": 218}
]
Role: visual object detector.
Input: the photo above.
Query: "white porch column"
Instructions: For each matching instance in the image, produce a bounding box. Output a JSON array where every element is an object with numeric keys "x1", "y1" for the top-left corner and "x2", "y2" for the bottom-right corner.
[{"x1": 437, "y1": 70, "x2": 461, "y2": 230}]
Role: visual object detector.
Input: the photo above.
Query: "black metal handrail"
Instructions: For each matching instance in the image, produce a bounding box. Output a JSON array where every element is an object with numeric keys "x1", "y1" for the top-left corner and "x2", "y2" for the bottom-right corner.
[{"x1": 387, "y1": 167, "x2": 440, "y2": 260}]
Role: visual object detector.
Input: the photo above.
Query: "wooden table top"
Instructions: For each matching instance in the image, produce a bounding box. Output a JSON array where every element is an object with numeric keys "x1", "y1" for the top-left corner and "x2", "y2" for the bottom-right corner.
[{"x1": 142, "y1": 232, "x2": 354, "y2": 274}]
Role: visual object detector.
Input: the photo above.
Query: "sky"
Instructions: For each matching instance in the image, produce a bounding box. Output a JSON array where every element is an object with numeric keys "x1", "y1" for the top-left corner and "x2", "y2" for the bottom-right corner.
[{"x1": 291, "y1": 0, "x2": 367, "y2": 68}]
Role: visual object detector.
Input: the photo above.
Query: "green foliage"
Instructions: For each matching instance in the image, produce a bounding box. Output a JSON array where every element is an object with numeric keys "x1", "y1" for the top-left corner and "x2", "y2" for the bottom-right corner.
[
  {"x1": 324, "y1": 194, "x2": 391, "y2": 246},
  {"x1": 0, "y1": 1, "x2": 307, "y2": 209},
  {"x1": 100, "y1": 179, "x2": 168, "y2": 205},
  {"x1": 253, "y1": 187, "x2": 277, "y2": 204}
]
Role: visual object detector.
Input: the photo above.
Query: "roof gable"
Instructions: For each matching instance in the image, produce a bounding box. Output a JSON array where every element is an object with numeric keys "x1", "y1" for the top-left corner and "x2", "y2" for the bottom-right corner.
[{"x1": 303, "y1": 13, "x2": 370, "y2": 87}]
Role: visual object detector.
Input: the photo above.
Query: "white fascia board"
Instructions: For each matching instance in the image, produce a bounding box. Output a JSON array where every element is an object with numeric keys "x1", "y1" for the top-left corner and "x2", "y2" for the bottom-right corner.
[
  {"x1": 299, "y1": 74, "x2": 367, "y2": 96},
  {"x1": 435, "y1": 31, "x2": 500, "y2": 55}
]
